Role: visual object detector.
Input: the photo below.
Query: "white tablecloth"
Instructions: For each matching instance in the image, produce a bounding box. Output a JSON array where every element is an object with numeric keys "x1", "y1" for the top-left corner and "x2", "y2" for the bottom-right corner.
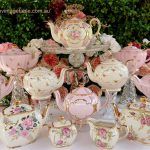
[
  {"x1": 0, "y1": 127, "x2": 149, "y2": 150},
  {"x1": 0, "y1": 100, "x2": 150, "y2": 150}
]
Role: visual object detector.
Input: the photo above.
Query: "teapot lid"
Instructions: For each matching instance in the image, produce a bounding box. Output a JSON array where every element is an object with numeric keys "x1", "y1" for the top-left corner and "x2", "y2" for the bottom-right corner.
[
  {"x1": 129, "y1": 97, "x2": 150, "y2": 112},
  {"x1": 3, "y1": 104, "x2": 33, "y2": 116},
  {"x1": 71, "y1": 86, "x2": 93, "y2": 95},
  {"x1": 121, "y1": 46, "x2": 142, "y2": 52},
  {"x1": 52, "y1": 116, "x2": 72, "y2": 128}
]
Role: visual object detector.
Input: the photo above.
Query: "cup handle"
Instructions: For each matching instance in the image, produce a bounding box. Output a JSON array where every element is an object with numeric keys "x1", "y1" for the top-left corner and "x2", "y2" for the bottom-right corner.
[
  {"x1": 118, "y1": 125, "x2": 129, "y2": 140},
  {"x1": 90, "y1": 18, "x2": 101, "y2": 36}
]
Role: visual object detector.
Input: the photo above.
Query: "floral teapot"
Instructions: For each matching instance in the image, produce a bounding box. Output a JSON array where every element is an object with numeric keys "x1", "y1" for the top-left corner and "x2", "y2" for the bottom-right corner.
[
  {"x1": 86, "y1": 58, "x2": 129, "y2": 91},
  {"x1": 49, "y1": 116, "x2": 77, "y2": 147},
  {"x1": 0, "y1": 102, "x2": 50, "y2": 148},
  {"x1": 113, "y1": 97, "x2": 150, "y2": 144},
  {"x1": 87, "y1": 118, "x2": 128, "y2": 149},
  {"x1": 54, "y1": 86, "x2": 101, "y2": 120},
  {"x1": 47, "y1": 17, "x2": 101, "y2": 50},
  {"x1": 0, "y1": 75, "x2": 14, "y2": 100},
  {"x1": 114, "y1": 46, "x2": 149, "y2": 73},
  {"x1": 131, "y1": 74, "x2": 150, "y2": 99},
  {"x1": 23, "y1": 67, "x2": 67, "y2": 100},
  {"x1": 0, "y1": 43, "x2": 41, "y2": 75}
]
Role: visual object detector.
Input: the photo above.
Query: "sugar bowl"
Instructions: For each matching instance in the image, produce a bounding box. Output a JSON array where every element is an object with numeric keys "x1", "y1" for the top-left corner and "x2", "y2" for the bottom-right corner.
[{"x1": 49, "y1": 116, "x2": 77, "y2": 147}]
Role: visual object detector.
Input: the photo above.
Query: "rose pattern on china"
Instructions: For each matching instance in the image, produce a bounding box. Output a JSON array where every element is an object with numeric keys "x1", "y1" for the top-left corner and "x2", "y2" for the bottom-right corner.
[
  {"x1": 70, "y1": 30, "x2": 81, "y2": 40},
  {"x1": 140, "y1": 116, "x2": 150, "y2": 126},
  {"x1": 10, "y1": 106, "x2": 29, "y2": 115},
  {"x1": 57, "y1": 140, "x2": 63, "y2": 145},
  {"x1": 62, "y1": 127, "x2": 71, "y2": 137},
  {"x1": 127, "y1": 132, "x2": 136, "y2": 141},
  {"x1": 7, "y1": 115, "x2": 40, "y2": 140},
  {"x1": 96, "y1": 139, "x2": 106, "y2": 148},
  {"x1": 98, "y1": 128, "x2": 107, "y2": 139}
]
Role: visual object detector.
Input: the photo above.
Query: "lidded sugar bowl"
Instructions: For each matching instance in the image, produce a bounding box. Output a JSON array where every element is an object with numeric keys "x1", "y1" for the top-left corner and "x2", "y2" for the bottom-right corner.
[{"x1": 49, "y1": 116, "x2": 77, "y2": 147}]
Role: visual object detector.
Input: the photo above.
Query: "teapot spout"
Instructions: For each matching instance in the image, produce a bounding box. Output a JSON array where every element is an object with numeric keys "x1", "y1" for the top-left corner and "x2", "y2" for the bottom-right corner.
[
  {"x1": 53, "y1": 90, "x2": 65, "y2": 111},
  {"x1": 47, "y1": 21, "x2": 61, "y2": 44},
  {"x1": 86, "y1": 62, "x2": 98, "y2": 83},
  {"x1": 56, "y1": 68, "x2": 67, "y2": 90}
]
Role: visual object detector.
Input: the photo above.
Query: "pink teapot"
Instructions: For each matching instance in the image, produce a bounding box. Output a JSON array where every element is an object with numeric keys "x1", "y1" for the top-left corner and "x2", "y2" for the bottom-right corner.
[
  {"x1": 0, "y1": 75, "x2": 14, "y2": 100},
  {"x1": 0, "y1": 43, "x2": 41, "y2": 75},
  {"x1": 131, "y1": 74, "x2": 150, "y2": 98},
  {"x1": 54, "y1": 86, "x2": 101, "y2": 120},
  {"x1": 114, "y1": 46, "x2": 149, "y2": 73}
]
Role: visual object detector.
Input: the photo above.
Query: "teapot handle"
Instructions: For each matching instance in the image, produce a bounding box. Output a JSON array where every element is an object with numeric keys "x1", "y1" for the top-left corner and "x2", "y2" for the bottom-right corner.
[
  {"x1": 90, "y1": 18, "x2": 101, "y2": 36},
  {"x1": 118, "y1": 125, "x2": 129, "y2": 140}
]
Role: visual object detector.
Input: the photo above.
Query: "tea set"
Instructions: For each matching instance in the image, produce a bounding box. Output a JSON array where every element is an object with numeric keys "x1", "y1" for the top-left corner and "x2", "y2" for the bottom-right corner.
[{"x1": 0, "y1": 9, "x2": 150, "y2": 150}]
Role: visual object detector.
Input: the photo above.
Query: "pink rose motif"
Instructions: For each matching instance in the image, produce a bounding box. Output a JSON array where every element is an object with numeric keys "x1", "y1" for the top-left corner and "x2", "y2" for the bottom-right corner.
[
  {"x1": 127, "y1": 132, "x2": 135, "y2": 140},
  {"x1": 13, "y1": 107, "x2": 22, "y2": 114},
  {"x1": 62, "y1": 127, "x2": 70, "y2": 137},
  {"x1": 71, "y1": 31, "x2": 80, "y2": 39},
  {"x1": 8, "y1": 127, "x2": 17, "y2": 136},
  {"x1": 98, "y1": 128, "x2": 107, "y2": 139},
  {"x1": 141, "y1": 117, "x2": 146, "y2": 125},
  {"x1": 76, "y1": 11, "x2": 86, "y2": 19},
  {"x1": 21, "y1": 130, "x2": 29, "y2": 137},
  {"x1": 57, "y1": 140, "x2": 63, "y2": 145},
  {"x1": 22, "y1": 118, "x2": 34, "y2": 128},
  {"x1": 96, "y1": 140, "x2": 105, "y2": 148}
]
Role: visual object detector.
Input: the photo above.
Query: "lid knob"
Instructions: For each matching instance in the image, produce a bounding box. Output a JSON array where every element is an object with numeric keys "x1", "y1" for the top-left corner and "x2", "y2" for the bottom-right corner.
[{"x1": 140, "y1": 96, "x2": 148, "y2": 103}]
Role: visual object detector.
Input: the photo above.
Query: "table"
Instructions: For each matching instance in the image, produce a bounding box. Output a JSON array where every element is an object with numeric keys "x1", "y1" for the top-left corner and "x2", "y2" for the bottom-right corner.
[
  {"x1": 0, "y1": 100, "x2": 150, "y2": 150},
  {"x1": 0, "y1": 127, "x2": 149, "y2": 150}
]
